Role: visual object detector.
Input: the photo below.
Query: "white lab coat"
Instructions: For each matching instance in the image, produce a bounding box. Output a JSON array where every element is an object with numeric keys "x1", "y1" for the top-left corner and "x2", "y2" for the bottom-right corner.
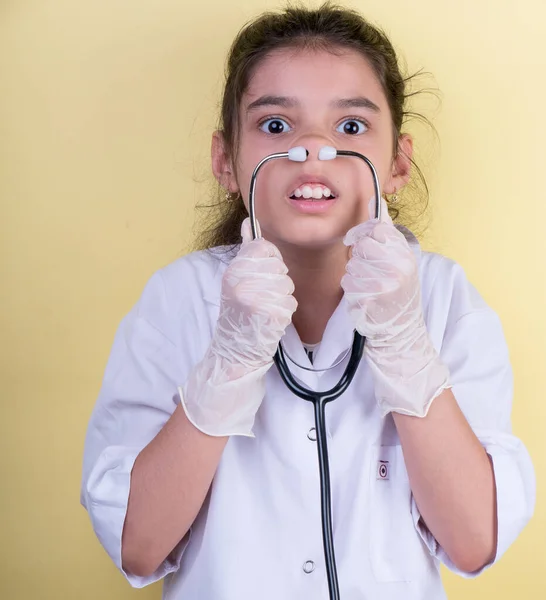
[{"x1": 81, "y1": 231, "x2": 535, "y2": 600}]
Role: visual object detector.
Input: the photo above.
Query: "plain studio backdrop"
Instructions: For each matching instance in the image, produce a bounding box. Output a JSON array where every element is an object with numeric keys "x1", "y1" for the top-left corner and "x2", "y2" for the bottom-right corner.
[{"x1": 1, "y1": 1, "x2": 544, "y2": 598}]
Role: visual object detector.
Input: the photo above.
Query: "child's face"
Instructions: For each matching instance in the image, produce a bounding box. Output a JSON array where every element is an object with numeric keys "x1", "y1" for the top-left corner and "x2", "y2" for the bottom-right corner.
[{"x1": 215, "y1": 47, "x2": 412, "y2": 249}]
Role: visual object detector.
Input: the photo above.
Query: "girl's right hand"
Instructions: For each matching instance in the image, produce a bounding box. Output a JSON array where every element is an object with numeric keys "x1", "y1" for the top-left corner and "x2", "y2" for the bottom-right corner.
[{"x1": 178, "y1": 218, "x2": 297, "y2": 438}]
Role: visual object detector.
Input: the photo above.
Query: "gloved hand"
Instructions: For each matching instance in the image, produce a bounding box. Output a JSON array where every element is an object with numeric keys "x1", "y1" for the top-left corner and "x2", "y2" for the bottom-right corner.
[
  {"x1": 341, "y1": 197, "x2": 450, "y2": 417},
  {"x1": 178, "y1": 217, "x2": 298, "y2": 437}
]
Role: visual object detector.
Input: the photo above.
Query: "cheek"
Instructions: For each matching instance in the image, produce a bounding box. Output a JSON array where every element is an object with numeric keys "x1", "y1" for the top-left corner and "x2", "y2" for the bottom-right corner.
[
  {"x1": 360, "y1": 152, "x2": 393, "y2": 191},
  {"x1": 235, "y1": 155, "x2": 279, "y2": 213},
  {"x1": 356, "y1": 126, "x2": 396, "y2": 179},
  {"x1": 233, "y1": 150, "x2": 256, "y2": 201}
]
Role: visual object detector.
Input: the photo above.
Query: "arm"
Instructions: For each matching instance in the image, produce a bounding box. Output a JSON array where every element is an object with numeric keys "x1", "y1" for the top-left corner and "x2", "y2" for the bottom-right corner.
[
  {"x1": 341, "y1": 202, "x2": 535, "y2": 576},
  {"x1": 82, "y1": 219, "x2": 297, "y2": 585},
  {"x1": 122, "y1": 405, "x2": 228, "y2": 577},
  {"x1": 393, "y1": 388, "x2": 496, "y2": 573},
  {"x1": 80, "y1": 295, "x2": 218, "y2": 587}
]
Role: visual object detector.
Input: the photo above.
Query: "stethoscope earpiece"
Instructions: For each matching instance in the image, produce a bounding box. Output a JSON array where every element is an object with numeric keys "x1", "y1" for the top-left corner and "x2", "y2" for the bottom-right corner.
[
  {"x1": 287, "y1": 146, "x2": 308, "y2": 162},
  {"x1": 317, "y1": 145, "x2": 337, "y2": 161},
  {"x1": 287, "y1": 145, "x2": 338, "y2": 162}
]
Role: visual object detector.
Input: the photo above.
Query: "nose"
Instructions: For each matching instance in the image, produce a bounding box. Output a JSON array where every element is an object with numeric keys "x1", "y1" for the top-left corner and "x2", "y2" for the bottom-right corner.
[
  {"x1": 288, "y1": 145, "x2": 337, "y2": 162},
  {"x1": 291, "y1": 134, "x2": 335, "y2": 162}
]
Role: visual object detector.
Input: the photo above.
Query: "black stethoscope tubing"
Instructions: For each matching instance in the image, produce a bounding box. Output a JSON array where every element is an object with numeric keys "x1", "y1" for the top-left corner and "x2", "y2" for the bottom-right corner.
[
  {"x1": 275, "y1": 333, "x2": 365, "y2": 600},
  {"x1": 248, "y1": 147, "x2": 381, "y2": 600}
]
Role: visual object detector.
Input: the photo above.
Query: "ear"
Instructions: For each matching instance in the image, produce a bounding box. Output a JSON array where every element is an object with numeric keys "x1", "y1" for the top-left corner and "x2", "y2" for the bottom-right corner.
[
  {"x1": 384, "y1": 133, "x2": 413, "y2": 194},
  {"x1": 211, "y1": 131, "x2": 240, "y2": 193}
]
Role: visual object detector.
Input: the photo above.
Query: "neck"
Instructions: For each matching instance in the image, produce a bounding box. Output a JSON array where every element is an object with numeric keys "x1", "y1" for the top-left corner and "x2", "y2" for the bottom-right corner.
[{"x1": 276, "y1": 241, "x2": 349, "y2": 344}]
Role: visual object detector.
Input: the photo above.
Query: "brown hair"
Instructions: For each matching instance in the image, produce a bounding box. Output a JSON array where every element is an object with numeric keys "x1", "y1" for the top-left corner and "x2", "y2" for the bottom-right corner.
[{"x1": 192, "y1": 2, "x2": 436, "y2": 253}]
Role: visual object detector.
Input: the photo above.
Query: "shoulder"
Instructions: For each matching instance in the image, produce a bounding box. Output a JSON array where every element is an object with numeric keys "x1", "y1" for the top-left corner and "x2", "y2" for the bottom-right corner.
[
  {"x1": 419, "y1": 255, "x2": 514, "y2": 431},
  {"x1": 131, "y1": 246, "x2": 235, "y2": 337},
  {"x1": 397, "y1": 225, "x2": 489, "y2": 319},
  {"x1": 419, "y1": 250, "x2": 490, "y2": 316},
  {"x1": 158, "y1": 246, "x2": 234, "y2": 306},
  {"x1": 418, "y1": 250, "x2": 505, "y2": 351}
]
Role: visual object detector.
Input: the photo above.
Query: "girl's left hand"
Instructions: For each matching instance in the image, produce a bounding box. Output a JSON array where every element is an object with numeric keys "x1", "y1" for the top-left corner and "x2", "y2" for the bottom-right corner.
[{"x1": 341, "y1": 197, "x2": 450, "y2": 417}]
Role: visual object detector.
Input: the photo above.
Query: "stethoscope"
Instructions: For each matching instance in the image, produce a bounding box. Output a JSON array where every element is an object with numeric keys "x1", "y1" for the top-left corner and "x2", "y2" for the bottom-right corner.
[{"x1": 247, "y1": 146, "x2": 382, "y2": 600}]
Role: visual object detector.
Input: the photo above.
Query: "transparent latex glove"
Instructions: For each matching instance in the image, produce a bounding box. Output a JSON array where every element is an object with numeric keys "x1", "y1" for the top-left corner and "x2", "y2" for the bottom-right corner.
[
  {"x1": 341, "y1": 197, "x2": 450, "y2": 417},
  {"x1": 179, "y1": 217, "x2": 298, "y2": 437}
]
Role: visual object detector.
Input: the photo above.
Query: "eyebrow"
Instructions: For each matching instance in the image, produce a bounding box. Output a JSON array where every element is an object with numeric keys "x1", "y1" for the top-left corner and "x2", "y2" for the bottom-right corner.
[
  {"x1": 246, "y1": 95, "x2": 381, "y2": 113},
  {"x1": 335, "y1": 97, "x2": 381, "y2": 112}
]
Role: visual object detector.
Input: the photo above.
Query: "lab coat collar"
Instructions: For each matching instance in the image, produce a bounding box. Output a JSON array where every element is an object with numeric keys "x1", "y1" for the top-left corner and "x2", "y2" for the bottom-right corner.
[{"x1": 274, "y1": 296, "x2": 353, "y2": 389}]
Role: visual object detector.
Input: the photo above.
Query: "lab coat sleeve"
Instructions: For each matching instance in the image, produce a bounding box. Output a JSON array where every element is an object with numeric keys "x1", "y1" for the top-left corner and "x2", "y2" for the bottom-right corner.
[
  {"x1": 411, "y1": 259, "x2": 536, "y2": 578},
  {"x1": 80, "y1": 271, "x2": 194, "y2": 588}
]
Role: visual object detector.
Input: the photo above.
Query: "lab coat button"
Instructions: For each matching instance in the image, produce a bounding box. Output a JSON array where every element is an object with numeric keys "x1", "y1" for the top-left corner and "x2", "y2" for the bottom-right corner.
[
  {"x1": 307, "y1": 427, "x2": 317, "y2": 441},
  {"x1": 303, "y1": 560, "x2": 315, "y2": 574}
]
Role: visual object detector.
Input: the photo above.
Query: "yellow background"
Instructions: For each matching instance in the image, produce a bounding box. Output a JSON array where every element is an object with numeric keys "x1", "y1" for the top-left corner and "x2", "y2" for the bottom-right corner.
[{"x1": 1, "y1": 0, "x2": 544, "y2": 598}]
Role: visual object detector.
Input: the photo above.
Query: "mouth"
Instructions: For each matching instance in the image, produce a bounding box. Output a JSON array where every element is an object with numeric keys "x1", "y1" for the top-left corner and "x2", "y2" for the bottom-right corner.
[{"x1": 288, "y1": 183, "x2": 337, "y2": 201}]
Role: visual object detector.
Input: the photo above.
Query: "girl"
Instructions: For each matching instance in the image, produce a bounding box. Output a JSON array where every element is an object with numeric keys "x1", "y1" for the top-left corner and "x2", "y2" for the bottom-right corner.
[{"x1": 81, "y1": 4, "x2": 535, "y2": 599}]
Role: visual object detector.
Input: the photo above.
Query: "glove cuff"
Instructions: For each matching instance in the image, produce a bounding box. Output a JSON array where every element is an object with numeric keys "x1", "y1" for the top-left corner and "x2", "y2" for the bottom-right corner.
[{"x1": 178, "y1": 362, "x2": 271, "y2": 437}]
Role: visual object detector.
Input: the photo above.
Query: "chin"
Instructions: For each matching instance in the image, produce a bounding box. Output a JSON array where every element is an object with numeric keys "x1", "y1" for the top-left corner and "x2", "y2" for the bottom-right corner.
[{"x1": 264, "y1": 226, "x2": 346, "y2": 249}]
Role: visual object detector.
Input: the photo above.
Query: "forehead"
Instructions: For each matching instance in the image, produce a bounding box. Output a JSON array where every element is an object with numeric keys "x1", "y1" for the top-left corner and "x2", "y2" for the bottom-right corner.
[{"x1": 244, "y1": 46, "x2": 387, "y2": 109}]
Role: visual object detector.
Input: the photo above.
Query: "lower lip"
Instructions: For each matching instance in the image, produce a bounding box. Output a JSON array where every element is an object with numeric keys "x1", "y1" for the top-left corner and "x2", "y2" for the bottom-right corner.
[{"x1": 288, "y1": 197, "x2": 338, "y2": 213}]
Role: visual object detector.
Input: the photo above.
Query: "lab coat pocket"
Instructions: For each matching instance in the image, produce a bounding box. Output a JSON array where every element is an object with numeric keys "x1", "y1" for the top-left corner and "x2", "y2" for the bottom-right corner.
[{"x1": 369, "y1": 444, "x2": 427, "y2": 583}]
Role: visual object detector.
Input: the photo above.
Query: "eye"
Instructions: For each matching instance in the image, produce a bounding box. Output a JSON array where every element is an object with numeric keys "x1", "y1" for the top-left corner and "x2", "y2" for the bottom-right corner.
[
  {"x1": 336, "y1": 118, "x2": 368, "y2": 135},
  {"x1": 259, "y1": 117, "x2": 292, "y2": 134}
]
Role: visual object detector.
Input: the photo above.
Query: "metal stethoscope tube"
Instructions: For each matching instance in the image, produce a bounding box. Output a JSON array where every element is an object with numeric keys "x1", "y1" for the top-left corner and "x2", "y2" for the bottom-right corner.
[{"x1": 247, "y1": 146, "x2": 382, "y2": 600}]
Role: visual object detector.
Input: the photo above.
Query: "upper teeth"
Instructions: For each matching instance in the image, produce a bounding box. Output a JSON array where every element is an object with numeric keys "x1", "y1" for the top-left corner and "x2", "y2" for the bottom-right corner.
[{"x1": 291, "y1": 185, "x2": 333, "y2": 199}]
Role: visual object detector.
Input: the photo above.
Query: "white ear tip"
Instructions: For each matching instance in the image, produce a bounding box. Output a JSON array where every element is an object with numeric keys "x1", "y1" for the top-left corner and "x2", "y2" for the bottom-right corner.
[
  {"x1": 318, "y1": 146, "x2": 337, "y2": 161},
  {"x1": 288, "y1": 146, "x2": 308, "y2": 162}
]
